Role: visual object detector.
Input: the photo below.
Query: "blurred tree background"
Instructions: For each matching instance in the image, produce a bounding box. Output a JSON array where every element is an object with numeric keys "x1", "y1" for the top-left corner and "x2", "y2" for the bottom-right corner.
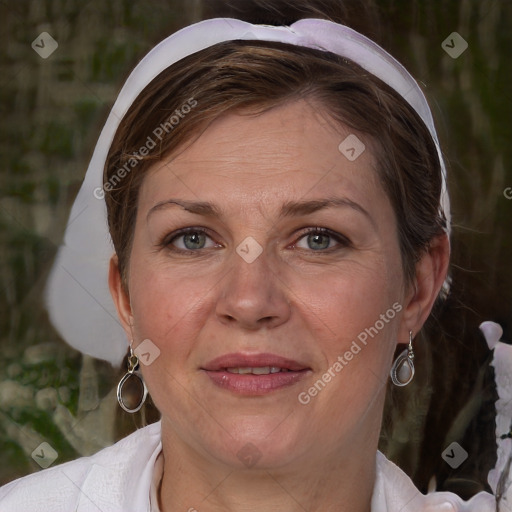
[{"x1": 0, "y1": 0, "x2": 511, "y2": 501}]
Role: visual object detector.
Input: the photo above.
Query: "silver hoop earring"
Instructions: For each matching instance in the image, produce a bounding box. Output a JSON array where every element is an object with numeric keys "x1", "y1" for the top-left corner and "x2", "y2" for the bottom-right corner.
[
  {"x1": 117, "y1": 346, "x2": 148, "y2": 413},
  {"x1": 390, "y1": 331, "x2": 415, "y2": 387}
]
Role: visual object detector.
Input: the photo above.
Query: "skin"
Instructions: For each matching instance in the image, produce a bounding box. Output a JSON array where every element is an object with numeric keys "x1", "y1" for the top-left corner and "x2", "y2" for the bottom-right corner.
[{"x1": 109, "y1": 99, "x2": 450, "y2": 512}]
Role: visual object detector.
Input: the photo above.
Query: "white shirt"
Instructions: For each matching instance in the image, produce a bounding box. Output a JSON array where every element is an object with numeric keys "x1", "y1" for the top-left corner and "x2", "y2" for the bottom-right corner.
[{"x1": 0, "y1": 420, "x2": 503, "y2": 512}]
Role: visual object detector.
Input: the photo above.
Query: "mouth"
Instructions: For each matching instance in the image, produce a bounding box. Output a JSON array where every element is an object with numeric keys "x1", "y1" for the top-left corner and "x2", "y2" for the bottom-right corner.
[
  {"x1": 201, "y1": 353, "x2": 311, "y2": 395},
  {"x1": 225, "y1": 366, "x2": 293, "y2": 374}
]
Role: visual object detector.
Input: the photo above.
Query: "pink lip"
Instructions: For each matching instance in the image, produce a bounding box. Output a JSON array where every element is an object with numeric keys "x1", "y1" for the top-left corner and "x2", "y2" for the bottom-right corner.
[
  {"x1": 202, "y1": 352, "x2": 309, "y2": 372},
  {"x1": 201, "y1": 352, "x2": 311, "y2": 396}
]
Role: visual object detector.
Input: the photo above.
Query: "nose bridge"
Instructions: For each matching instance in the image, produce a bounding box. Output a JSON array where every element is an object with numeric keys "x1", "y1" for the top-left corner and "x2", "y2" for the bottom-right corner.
[
  {"x1": 215, "y1": 241, "x2": 291, "y2": 329},
  {"x1": 226, "y1": 243, "x2": 275, "y2": 304}
]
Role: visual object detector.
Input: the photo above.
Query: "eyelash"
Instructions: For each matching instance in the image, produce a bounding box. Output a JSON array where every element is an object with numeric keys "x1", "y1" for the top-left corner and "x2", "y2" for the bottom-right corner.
[
  {"x1": 160, "y1": 227, "x2": 215, "y2": 255},
  {"x1": 294, "y1": 227, "x2": 352, "y2": 252},
  {"x1": 161, "y1": 226, "x2": 351, "y2": 254}
]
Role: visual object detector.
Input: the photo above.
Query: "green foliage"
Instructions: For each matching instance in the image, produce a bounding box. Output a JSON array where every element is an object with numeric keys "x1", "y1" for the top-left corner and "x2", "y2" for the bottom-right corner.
[{"x1": 38, "y1": 121, "x2": 74, "y2": 158}]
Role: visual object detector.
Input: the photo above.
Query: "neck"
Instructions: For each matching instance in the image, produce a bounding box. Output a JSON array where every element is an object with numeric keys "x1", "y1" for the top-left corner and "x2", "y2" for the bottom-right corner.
[{"x1": 158, "y1": 421, "x2": 378, "y2": 512}]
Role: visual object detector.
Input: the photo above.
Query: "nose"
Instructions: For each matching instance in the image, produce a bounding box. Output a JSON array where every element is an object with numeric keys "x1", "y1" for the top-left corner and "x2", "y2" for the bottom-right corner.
[{"x1": 215, "y1": 246, "x2": 291, "y2": 330}]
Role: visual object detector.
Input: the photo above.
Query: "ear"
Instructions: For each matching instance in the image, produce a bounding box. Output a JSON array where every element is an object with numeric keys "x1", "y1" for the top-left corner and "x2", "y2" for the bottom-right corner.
[
  {"x1": 108, "y1": 253, "x2": 134, "y2": 340},
  {"x1": 398, "y1": 233, "x2": 450, "y2": 342}
]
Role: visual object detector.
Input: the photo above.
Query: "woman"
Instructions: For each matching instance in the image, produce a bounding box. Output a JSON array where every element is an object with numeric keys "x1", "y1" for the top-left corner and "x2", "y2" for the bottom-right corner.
[{"x1": 0, "y1": 7, "x2": 509, "y2": 512}]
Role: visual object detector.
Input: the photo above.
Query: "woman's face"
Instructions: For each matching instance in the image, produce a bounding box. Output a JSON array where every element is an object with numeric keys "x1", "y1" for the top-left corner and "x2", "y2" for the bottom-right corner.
[{"x1": 115, "y1": 99, "x2": 410, "y2": 468}]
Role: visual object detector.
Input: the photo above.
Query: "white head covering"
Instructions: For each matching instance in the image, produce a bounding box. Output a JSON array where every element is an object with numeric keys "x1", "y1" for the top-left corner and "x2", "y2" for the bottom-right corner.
[{"x1": 45, "y1": 18, "x2": 451, "y2": 366}]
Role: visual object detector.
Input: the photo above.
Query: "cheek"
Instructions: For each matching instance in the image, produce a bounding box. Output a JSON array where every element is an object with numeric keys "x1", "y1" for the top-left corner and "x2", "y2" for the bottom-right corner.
[
  {"x1": 126, "y1": 255, "x2": 213, "y2": 356},
  {"x1": 300, "y1": 283, "x2": 397, "y2": 398},
  {"x1": 126, "y1": 261, "x2": 216, "y2": 419},
  {"x1": 292, "y1": 261, "x2": 402, "y2": 394},
  {"x1": 293, "y1": 256, "x2": 401, "y2": 339}
]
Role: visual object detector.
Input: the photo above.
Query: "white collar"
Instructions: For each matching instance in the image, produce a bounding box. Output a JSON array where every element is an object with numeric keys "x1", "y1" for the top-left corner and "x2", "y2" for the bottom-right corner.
[
  {"x1": 115, "y1": 421, "x2": 495, "y2": 512},
  {"x1": 371, "y1": 451, "x2": 495, "y2": 511}
]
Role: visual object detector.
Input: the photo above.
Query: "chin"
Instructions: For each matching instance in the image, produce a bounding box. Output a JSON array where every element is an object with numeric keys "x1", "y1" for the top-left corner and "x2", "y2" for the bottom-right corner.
[{"x1": 204, "y1": 416, "x2": 306, "y2": 470}]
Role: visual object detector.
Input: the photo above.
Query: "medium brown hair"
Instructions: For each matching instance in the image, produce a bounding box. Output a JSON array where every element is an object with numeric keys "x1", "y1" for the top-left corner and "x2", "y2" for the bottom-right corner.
[{"x1": 104, "y1": 40, "x2": 446, "y2": 289}]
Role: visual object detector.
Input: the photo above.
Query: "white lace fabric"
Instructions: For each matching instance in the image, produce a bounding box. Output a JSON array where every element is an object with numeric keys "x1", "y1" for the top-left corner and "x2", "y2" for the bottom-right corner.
[{"x1": 481, "y1": 321, "x2": 512, "y2": 511}]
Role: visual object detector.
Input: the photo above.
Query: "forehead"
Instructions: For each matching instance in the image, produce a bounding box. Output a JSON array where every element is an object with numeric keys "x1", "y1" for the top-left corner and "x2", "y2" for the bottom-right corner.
[{"x1": 139, "y1": 99, "x2": 381, "y2": 210}]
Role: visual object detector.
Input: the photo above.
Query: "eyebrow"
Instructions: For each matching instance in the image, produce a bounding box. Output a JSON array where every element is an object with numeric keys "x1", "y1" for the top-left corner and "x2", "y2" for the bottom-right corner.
[
  {"x1": 280, "y1": 197, "x2": 371, "y2": 221},
  {"x1": 146, "y1": 197, "x2": 373, "y2": 224},
  {"x1": 147, "y1": 199, "x2": 222, "y2": 220}
]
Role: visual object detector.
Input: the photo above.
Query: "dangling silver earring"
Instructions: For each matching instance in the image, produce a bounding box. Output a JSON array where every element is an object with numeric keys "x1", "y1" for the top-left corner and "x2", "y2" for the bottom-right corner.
[
  {"x1": 117, "y1": 345, "x2": 148, "y2": 413},
  {"x1": 390, "y1": 331, "x2": 415, "y2": 387}
]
